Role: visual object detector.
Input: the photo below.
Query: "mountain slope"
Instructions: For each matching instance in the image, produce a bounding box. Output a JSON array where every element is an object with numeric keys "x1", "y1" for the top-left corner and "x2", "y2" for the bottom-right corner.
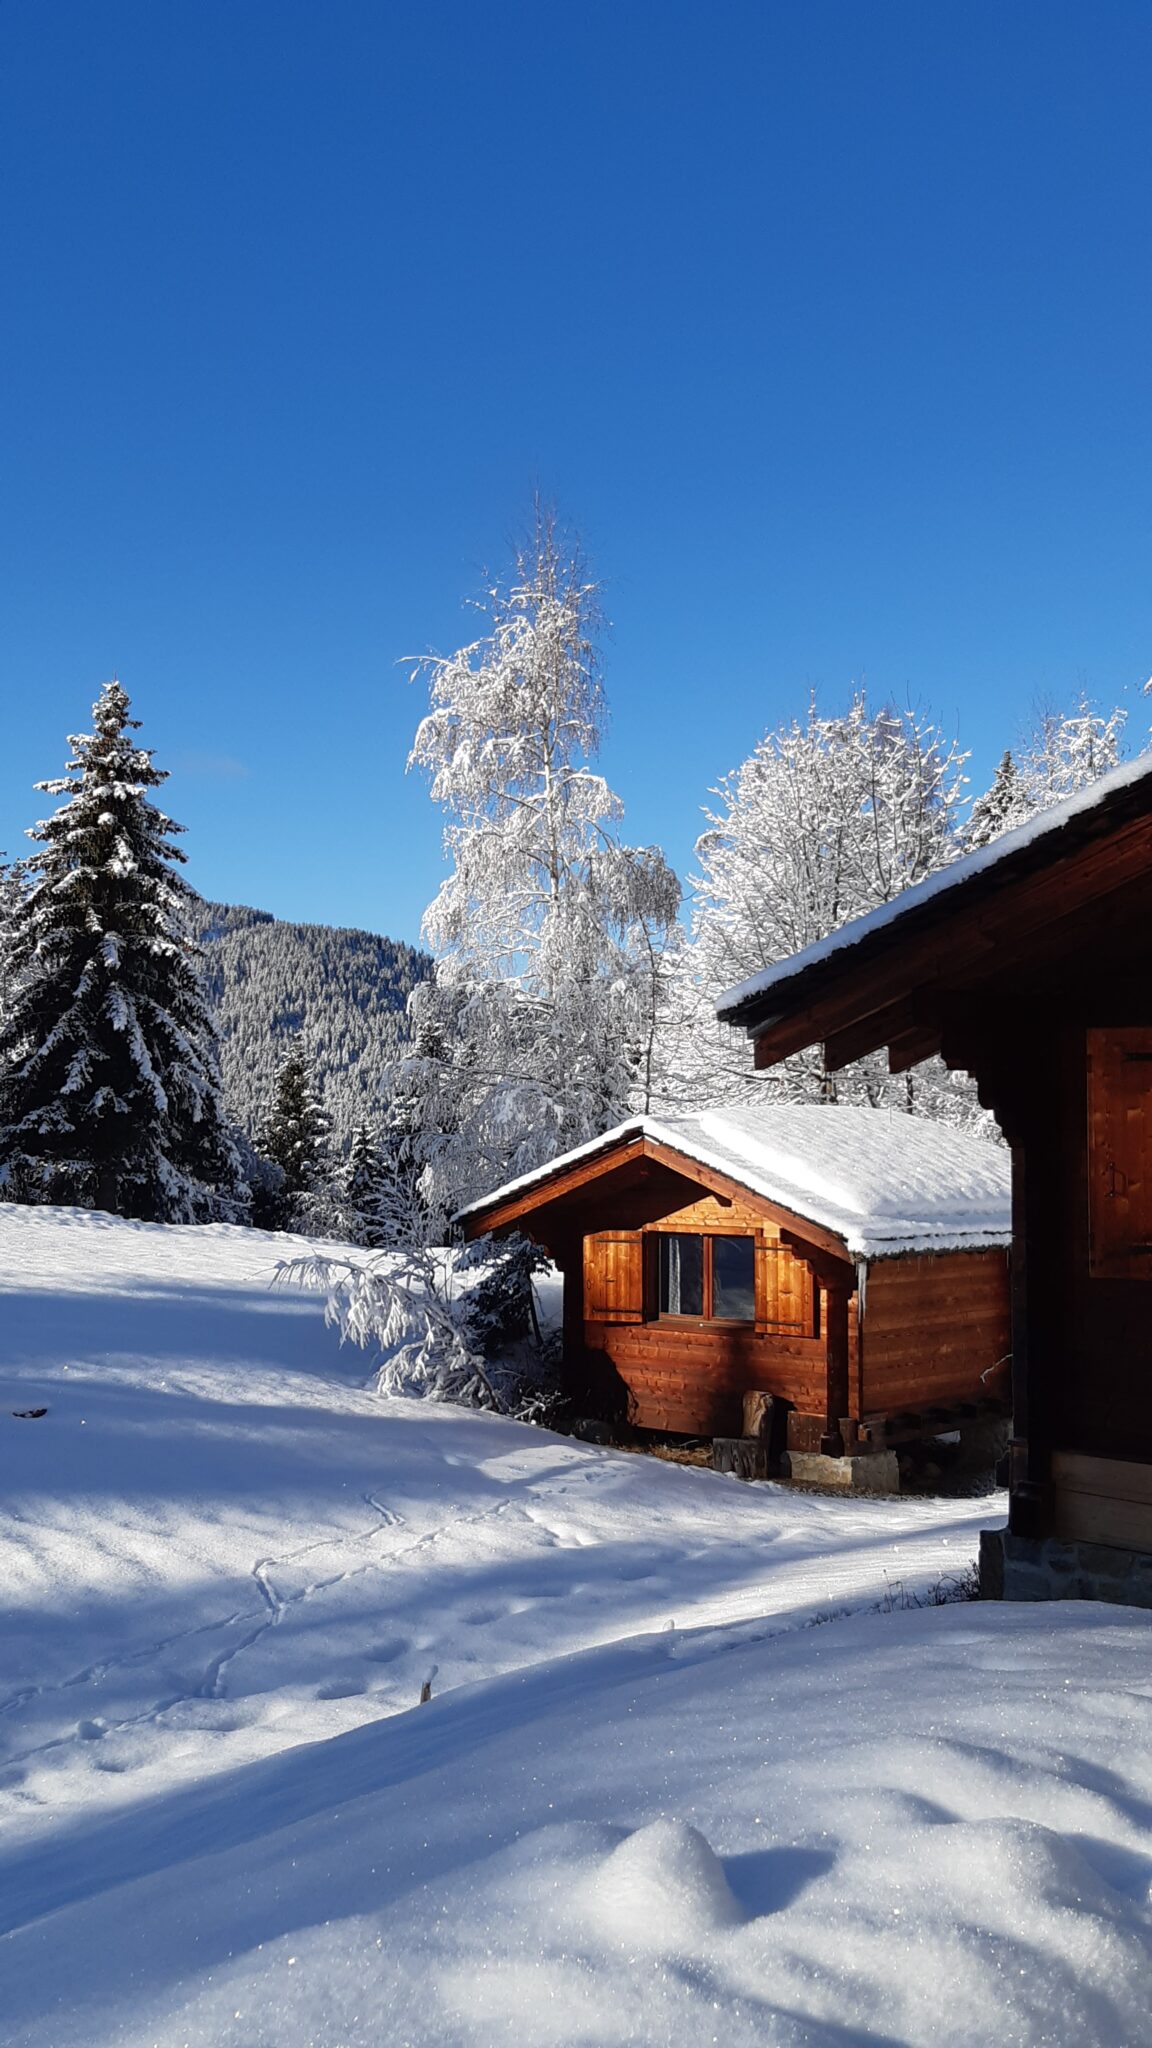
[{"x1": 193, "y1": 899, "x2": 430, "y2": 1144}]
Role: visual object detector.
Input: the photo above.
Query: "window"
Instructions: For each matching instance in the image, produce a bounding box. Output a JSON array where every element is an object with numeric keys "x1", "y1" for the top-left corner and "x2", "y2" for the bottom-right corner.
[{"x1": 657, "y1": 1233, "x2": 755, "y2": 1322}]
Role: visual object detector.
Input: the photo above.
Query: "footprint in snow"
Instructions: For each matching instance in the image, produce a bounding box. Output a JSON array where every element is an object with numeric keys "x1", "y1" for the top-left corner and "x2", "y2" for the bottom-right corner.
[{"x1": 363, "y1": 1640, "x2": 408, "y2": 1665}]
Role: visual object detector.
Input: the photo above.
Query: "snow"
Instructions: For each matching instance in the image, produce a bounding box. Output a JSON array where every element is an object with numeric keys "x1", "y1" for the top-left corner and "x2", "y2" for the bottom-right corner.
[
  {"x1": 456, "y1": 1101, "x2": 1011, "y2": 1257},
  {"x1": 1, "y1": 1204, "x2": 1148, "y2": 2046},
  {"x1": 716, "y1": 747, "x2": 1152, "y2": 1017}
]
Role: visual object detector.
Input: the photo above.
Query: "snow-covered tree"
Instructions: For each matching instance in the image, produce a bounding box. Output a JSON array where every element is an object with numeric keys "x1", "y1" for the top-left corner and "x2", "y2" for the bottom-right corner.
[
  {"x1": 965, "y1": 698, "x2": 1129, "y2": 856},
  {"x1": 394, "y1": 509, "x2": 681, "y2": 1229},
  {"x1": 1019, "y1": 694, "x2": 1126, "y2": 810},
  {"x1": 675, "y1": 693, "x2": 975, "y2": 1117},
  {"x1": 965, "y1": 750, "x2": 1032, "y2": 850},
  {"x1": 341, "y1": 1122, "x2": 392, "y2": 1248},
  {"x1": 0, "y1": 854, "x2": 27, "y2": 1035},
  {"x1": 256, "y1": 1038, "x2": 336, "y2": 1228},
  {"x1": 0, "y1": 681, "x2": 246, "y2": 1219}
]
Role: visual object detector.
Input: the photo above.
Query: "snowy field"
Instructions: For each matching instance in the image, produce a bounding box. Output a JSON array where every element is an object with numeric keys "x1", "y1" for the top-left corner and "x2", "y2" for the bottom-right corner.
[{"x1": 0, "y1": 1207, "x2": 1149, "y2": 2045}]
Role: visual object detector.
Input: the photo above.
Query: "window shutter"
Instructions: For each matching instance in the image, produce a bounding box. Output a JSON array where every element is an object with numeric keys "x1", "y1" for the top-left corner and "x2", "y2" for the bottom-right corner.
[
  {"x1": 756, "y1": 1240, "x2": 814, "y2": 1334},
  {"x1": 583, "y1": 1232, "x2": 644, "y2": 1322},
  {"x1": 1088, "y1": 1028, "x2": 1152, "y2": 1278}
]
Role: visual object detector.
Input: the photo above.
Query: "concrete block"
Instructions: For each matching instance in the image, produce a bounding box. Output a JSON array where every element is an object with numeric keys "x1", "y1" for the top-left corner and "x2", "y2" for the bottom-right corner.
[{"x1": 787, "y1": 1449, "x2": 901, "y2": 1494}]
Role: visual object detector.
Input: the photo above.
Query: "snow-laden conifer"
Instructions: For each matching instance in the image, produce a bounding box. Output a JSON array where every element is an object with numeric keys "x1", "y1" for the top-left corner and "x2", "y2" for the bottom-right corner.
[
  {"x1": 0, "y1": 681, "x2": 246, "y2": 1219},
  {"x1": 965, "y1": 750, "x2": 1032, "y2": 849},
  {"x1": 341, "y1": 1122, "x2": 392, "y2": 1248},
  {"x1": 394, "y1": 508, "x2": 681, "y2": 1228},
  {"x1": 255, "y1": 1037, "x2": 339, "y2": 1232}
]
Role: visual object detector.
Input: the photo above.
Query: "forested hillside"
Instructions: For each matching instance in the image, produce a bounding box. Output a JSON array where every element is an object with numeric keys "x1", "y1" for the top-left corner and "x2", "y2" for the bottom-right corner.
[{"x1": 193, "y1": 899, "x2": 430, "y2": 1146}]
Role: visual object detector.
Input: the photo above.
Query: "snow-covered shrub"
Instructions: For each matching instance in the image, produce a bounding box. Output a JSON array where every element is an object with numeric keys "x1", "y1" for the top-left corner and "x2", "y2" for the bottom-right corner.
[{"x1": 280, "y1": 1232, "x2": 559, "y2": 1417}]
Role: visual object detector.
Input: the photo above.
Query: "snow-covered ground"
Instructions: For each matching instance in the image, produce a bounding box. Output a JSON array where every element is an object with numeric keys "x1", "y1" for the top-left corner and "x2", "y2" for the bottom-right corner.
[{"x1": 1, "y1": 1206, "x2": 1149, "y2": 2045}]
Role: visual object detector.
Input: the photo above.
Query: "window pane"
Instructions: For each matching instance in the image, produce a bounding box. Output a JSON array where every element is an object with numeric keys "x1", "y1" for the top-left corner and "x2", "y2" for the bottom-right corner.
[
  {"x1": 659, "y1": 1233, "x2": 703, "y2": 1316},
  {"x1": 712, "y1": 1237, "x2": 756, "y2": 1320}
]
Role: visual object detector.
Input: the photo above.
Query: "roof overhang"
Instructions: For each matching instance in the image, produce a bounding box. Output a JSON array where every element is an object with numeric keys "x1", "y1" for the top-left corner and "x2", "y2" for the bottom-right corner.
[{"x1": 716, "y1": 759, "x2": 1152, "y2": 1073}]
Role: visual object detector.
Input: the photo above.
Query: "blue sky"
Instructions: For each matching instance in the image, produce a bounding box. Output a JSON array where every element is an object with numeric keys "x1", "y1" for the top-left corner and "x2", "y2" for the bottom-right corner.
[{"x1": 2, "y1": 1, "x2": 1150, "y2": 945}]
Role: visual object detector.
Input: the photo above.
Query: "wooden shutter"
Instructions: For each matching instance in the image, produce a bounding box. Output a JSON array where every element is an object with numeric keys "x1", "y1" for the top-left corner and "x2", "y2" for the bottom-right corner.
[
  {"x1": 755, "y1": 1240, "x2": 815, "y2": 1334},
  {"x1": 1087, "y1": 1028, "x2": 1152, "y2": 1278},
  {"x1": 583, "y1": 1232, "x2": 644, "y2": 1322}
]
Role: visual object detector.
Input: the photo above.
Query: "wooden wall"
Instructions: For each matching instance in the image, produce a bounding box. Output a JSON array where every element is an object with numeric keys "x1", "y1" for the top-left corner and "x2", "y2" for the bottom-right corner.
[
  {"x1": 860, "y1": 1250, "x2": 1011, "y2": 1417},
  {"x1": 579, "y1": 1185, "x2": 833, "y2": 1436}
]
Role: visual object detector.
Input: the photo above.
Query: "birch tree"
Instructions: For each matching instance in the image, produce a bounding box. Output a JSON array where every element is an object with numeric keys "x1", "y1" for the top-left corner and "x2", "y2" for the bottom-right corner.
[{"x1": 393, "y1": 509, "x2": 681, "y2": 1230}]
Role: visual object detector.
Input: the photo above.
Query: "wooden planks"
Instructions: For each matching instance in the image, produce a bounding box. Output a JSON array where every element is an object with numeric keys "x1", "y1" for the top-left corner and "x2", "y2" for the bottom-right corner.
[
  {"x1": 861, "y1": 1250, "x2": 1011, "y2": 1412},
  {"x1": 1052, "y1": 1449, "x2": 1152, "y2": 1550}
]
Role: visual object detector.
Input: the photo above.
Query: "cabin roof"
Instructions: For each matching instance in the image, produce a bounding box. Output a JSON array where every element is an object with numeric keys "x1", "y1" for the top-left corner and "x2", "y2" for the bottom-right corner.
[
  {"x1": 715, "y1": 751, "x2": 1152, "y2": 1043},
  {"x1": 454, "y1": 1102, "x2": 1011, "y2": 1258}
]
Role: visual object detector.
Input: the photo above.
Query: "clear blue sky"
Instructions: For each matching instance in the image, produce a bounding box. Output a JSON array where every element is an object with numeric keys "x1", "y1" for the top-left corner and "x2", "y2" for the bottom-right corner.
[{"x1": 2, "y1": 1, "x2": 1150, "y2": 945}]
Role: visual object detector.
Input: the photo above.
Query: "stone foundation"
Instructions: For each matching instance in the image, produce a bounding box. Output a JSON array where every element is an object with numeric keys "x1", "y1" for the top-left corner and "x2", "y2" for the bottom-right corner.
[
  {"x1": 979, "y1": 1526, "x2": 1152, "y2": 1608},
  {"x1": 787, "y1": 1449, "x2": 901, "y2": 1494}
]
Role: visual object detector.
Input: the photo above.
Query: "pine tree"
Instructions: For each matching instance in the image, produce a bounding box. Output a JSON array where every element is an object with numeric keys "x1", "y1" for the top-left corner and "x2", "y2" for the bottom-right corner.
[
  {"x1": 0, "y1": 682, "x2": 246, "y2": 1219},
  {"x1": 965, "y1": 750, "x2": 1031, "y2": 849},
  {"x1": 0, "y1": 854, "x2": 27, "y2": 1036},
  {"x1": 257, "y1": 1039, "x2": 332, "y2": 1215},
  {"x1": 342, "y1": 1122, "x2": 390, "y2": 1247}
]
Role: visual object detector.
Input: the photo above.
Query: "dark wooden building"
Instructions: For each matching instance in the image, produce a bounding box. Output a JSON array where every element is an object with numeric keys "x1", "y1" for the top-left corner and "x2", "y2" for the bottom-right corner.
[
  {"x1": 457, "y1": 1104, "x2": 1010, "y2": 1471},
  {"x1": 716, "y1": 757, "x2": 1152, "y2": 1603}
]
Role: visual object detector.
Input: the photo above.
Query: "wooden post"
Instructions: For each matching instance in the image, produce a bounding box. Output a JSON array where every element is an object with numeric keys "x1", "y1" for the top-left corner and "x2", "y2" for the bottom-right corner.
[{"x1": 821, "y1": 1271, "x2": 852, "y2": 1457}]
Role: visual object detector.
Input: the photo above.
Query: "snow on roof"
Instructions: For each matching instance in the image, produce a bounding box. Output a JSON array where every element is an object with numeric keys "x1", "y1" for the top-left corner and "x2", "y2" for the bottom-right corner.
[
  {"x1": 716, "y1": 749, "x2": 1152, "y2": 1020},
  {"x1": 455, "y1": 1101, "x2": 1011, "y2": 1259}
]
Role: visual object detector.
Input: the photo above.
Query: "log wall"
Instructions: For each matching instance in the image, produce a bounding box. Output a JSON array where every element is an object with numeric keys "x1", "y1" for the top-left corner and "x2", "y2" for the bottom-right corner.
[{"x1": 860, "y1": 1249, "x2": 1011, "y2": 1416}]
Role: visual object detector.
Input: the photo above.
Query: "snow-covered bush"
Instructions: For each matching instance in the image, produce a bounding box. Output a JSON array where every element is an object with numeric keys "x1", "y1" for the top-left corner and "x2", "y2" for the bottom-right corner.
[{"x1": 281, "y1": 1231, "x2": 559, "y2": 1417}]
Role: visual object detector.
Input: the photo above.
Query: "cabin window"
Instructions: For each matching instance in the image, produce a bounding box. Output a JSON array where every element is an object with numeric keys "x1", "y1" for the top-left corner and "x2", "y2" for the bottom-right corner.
[
  {"x1": 1087, "y1": 1027, "x2": 1152, "y2": 1278},
  {"x1": 657, "y1": 1233, "x2": 755, "y2": 1322}
]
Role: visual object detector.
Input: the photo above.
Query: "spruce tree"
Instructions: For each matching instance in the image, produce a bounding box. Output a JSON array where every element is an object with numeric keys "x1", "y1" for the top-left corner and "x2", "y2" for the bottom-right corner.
[
  {"x1": 258, "y1": 1039, "x2": 332, "y2": 1204},
  {"x1": 965, "y1": 750, "x2": 1031, "y2": 850},
  {"x1": 0, "y1": 681, "x2": 246, "y2": 1220},
  {"x1": 342, "y1": 1121, "x2": 389, "y2": 1247}
]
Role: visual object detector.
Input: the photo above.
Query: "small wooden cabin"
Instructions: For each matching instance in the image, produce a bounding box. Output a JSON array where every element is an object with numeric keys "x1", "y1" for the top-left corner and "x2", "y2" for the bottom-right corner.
[
  {"x1": 457, "y1": 1104, "x2": 1011, "y2": 1464},
  {"x1": 716, "y1": 756, "x2": 1152, "y2": 1604}
]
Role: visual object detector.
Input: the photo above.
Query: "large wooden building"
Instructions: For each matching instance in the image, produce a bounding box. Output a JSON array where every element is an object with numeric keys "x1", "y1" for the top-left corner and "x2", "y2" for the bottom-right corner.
[
  {"x1": 458, "y1": 1104, "x2": 1011, "y2": 1472},
  {"x1": 716, "y1": 756, "x2": 1152, "y2": 1604}
]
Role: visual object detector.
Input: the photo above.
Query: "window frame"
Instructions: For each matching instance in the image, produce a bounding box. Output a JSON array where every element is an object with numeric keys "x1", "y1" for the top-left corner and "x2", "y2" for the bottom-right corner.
[{"x1": 653, "y1": 1229, "x2": 758, "y2": 1325}]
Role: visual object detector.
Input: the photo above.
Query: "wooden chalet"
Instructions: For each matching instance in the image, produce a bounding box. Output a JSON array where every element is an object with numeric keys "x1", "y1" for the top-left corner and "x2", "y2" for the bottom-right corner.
[
  {"x1": 716, "y1": 755, "x2": 1152, "y2": 1603},
  {"x1": 457, "y1": 1104, "x2": 1011, "y2": 1471}
]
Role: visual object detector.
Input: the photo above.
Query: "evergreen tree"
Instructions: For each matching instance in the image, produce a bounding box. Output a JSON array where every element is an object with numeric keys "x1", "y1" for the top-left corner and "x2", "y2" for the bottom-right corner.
[
  {"x1": 257, "y1": 1038, "x2": 333, "y2": 1220},
  {"x1": 342, "y1": 1121, "x2": 390, "y2": 1247},
  {"x1": 0, "y1": 854, "x2": 27, "y2": 1036},
  {"x1": 965, "y1": 750, "x2": 1031, "y2": 850},
  {"x1": 0, "y1": 682, "x2": 246, "y2": 1220}
]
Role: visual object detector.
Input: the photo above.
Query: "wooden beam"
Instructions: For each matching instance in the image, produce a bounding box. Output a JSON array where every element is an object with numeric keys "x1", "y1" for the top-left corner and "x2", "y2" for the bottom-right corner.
[
  {"x1": 887, "y1": 1023, "x2": 944, "y2": 1074},
  {"x1": 821, "y1": 1272, "x2": 852, "y2": 1456}
]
